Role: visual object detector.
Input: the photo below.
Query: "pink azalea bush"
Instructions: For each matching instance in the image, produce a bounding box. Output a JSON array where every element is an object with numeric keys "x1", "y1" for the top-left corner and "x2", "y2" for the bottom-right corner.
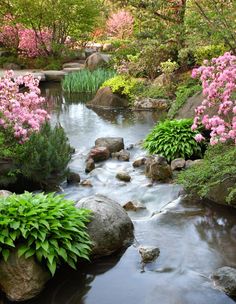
[
  {"x1": 0, "y1": 16, "x2": 51, "y2": 58},
  {"x1": 106, "y1": 10, "x2": 134, "y2": 39},
  {"x1": 191, "y1": 52, "x2": 236, "y2": 145},
  {"x1": 0, "y1": 70, "x2": 49, "y2": 142},
  {"x1": 18, "y1": 28, "x2": 52, "y2": 58}
]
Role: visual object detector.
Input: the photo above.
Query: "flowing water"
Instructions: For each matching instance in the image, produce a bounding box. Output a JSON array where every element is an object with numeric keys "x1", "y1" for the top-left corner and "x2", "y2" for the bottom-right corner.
[{"x1": 18, "y1": 83, "x2": 236, "y2": 304}]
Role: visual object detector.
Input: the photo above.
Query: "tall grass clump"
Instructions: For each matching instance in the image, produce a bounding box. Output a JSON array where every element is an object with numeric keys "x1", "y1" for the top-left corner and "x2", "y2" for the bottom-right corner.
[{"x1": 62, "y1": 69, "x2": 116, "y2": 93}]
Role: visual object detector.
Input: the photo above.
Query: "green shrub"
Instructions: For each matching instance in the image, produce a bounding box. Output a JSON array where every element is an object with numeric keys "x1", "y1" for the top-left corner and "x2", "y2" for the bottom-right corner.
[
  {"x1": 178, "y1": 143, "x2": 236, "y2": 204},
  {"x1": 62, "y1": 69, "x2": 116, "y2": 93},
  {"x1": 0, "y1": 192, "x2": 91, "y2": 275},
  {"x1": 178, "y1": 48, "x2": 196, "y2": 68},
  {"x1": 194, "y1": 45, "x2": 227, "y2": 65},
  {"x1": 168, "y1": 81, "x2": 202, "y2": 119},
  {"x1": 101, "y1": 75, "x2": 141, "y2": 101},
  {"x1": 138, "y1": 85, "x2": 168, "y2": 99},
  {"x1": 160, "y1": 60, "x2": 179, "y2": 74},
  {"x1": 16, "y1": 123, "x2": 72, "y2": 189},
  {"x1": 136, "y1": 43, "x2": 177, "y2": 80},
  {"x1": 143, "y1": 119, "x2": 204, "y2": 162}
]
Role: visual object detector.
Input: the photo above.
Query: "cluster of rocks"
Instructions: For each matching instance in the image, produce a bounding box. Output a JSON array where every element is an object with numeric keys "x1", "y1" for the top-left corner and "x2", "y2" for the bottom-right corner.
[
  {"x1": 87, "y1": 87, "x2": 170, "y2": 111},
  {"x1": 66, "y1": 136, "x2": 204, "y2": 187}
]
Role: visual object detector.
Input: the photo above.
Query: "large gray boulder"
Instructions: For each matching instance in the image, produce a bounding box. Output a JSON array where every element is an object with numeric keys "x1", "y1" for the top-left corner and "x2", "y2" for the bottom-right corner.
[
  {"x1": 0, "y1": 190, "x2": 12, "y2": 198},
  {"x1": 0, "y1": 249, "x2": 50, "y2": 302},
  {"x1": 76, "y1": 195, "x2": 134, "y2": 257},
  {"x1": 85, "y1": 53, "x2": 107, "y2": 71},
  {"x1": 95, "y1": 137, "x2": 124, "y2": 154},
  {"x1": 87, "y1": 87, "x2": 129, "y2": 109},
  {"x1": 145, "y1": 155, "x2": 172, "y2": 182},
  {"x1": 211, "y1": 267, "x2": 236, "y2": 296}
]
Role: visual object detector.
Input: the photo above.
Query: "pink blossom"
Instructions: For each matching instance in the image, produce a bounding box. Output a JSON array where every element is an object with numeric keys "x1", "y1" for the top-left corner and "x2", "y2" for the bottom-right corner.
[
  {"x1": 192, "y1": 52, "x2": 236, "y2": 145},
  {"x1": 106, "y1": 10, "x2": 134, "y2": 39},
  {"x1": 0, "y1": 71, "x2": 49, "y2": 142}
]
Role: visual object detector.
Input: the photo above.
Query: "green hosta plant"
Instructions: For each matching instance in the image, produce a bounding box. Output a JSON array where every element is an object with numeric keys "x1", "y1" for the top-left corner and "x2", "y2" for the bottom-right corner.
[
  {"x1": 143, "y1": 119, "x2": 204, "y2": 162},
  {"x1": 0, "y1": 192, "x2": 91, "y2": 276}
]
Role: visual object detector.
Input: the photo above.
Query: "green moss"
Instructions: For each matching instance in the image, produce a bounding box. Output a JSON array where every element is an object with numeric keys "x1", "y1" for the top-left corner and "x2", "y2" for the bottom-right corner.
[{"x1": 177, "y1": 143, "x2": 236, "y2": 204}]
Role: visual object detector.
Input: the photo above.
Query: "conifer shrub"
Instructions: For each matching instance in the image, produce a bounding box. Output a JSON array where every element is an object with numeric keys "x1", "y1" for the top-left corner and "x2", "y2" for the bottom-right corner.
[
  {"x1": 16, "y1": 123, "x2": 72, "y2": 189},
  {"x1": 0, "y1": 192, "x2": 91, "y2": 275}
]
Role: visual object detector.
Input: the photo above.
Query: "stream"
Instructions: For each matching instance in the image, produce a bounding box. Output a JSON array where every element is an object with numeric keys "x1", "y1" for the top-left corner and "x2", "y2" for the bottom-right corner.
[{"x1": 20, "y1": 83, "x2": 236, "y2": 304}]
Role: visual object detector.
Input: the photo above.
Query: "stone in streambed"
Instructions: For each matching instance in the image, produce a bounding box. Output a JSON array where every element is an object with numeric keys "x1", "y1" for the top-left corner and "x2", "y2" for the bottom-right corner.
[
  {"x1": 67, "y1": 172, "x2": 81, "y2": 184},
  {"x1": 139, "y1": 246, "x2": 160, "y2": 264},
  {"x1": 145, "y1": 155, "x2": 172, "y2": 182},
  {"x1": 116, "y1": 171, "x2": 131, "y2": 182},
  {"x1": 0, "y1": 249, "x2": 50, "y2": 302},
  {"x1": 95, "y1": 137, "x2": 124, "y2": 154},
  {"x1": 112, "y1": 150, "x2": 130, "y2": 161},
  {"x1": 80, "y1": 180, "x2": 93, "y2": 187},
  {"x1": 85, "y1": 158, "x2": 95, "y2": 173},
  {"x1": 88, "y1": 146, "x2": 110, "y2": 162},
  {"x1": 76, "y1": 194, "x2": 134, "y2": 257},
  {"x1": 123, "y1": 201, "x2": 146, "y2": 211},
  {"x1": 132, "y1": 157, "x2": 146, "y2": 168},
  {"x1": 211, "y1": 267, "x2": 236, "y2": 296}
]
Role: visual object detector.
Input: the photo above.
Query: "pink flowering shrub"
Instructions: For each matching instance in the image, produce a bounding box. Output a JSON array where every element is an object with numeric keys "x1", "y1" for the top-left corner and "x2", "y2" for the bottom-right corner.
[
  {"x1": 0, "y1": 16, "x2": 52, "y2": 58},
  {"x1": 0, "y1": 70, "x2": 49, "y2": 142},
  {"x1": 192, "y1": 52, "x2": 236, "y2": 145},
  {"x1": 18, "y1": 28, "x2": 52, "y2": 58},
  {"x1": 106, "y1": 10, "x2": 134, "y2": 39}
]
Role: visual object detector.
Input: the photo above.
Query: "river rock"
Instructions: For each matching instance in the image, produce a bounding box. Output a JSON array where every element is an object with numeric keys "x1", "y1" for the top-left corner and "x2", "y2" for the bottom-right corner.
[
  {"x1": 211, "y1": 267, "x2": 236, "y2": 296},
  {"x1": 3, "y1": 63, "x2": 21, "y2": 70},
  {"x1": 133, "y1": 97, "x2": 169, "y2": 111},
  {"x1": 112, "y1": 150, "x2": 130, "y2": 161},
  {"x1": 95, "y1": 137, "x2": 124, "y2": 154},
  {"x1": 0, "y1": 190, "x2": 12, "y2": 198},
  {"x1": 132, "y1": 157, "x2": 146, "y2": 168},
  {"x1": 103, "y1": 43, "x2": 113, "y2": 52},
  {"x1": 88, "y1": 146, "x2": 110, "y2": 162},
  {"x1": 123, "y1": 201, "x2": 146, "y2": 211},
  {"x1": 80, "y1": 180, "x2": 93, "y2": 187},
  {"x1": 85, "y1": 158, "x2": 95, "y2": 173},
  {"x1": 44, "y1": 70, "x2": 67, "y2": 82},
  {"x1": 171, "y1": 158, "x2": 186, "y2": 171},
  {"x1": 185, "y1": 159, "x2": 194, "y2": 169},
  {"x1": 0, "y1": 249, "x2": 50, "y2": 302},
  {"x1": 139, "y1": 246, "x2": 160, "y2": 263},
  {"x1": 87, "y1": 87, "x2": 129, "y2": 109},
  {"x1": 62, "y1": 62, "x2": 83, "y2": 69},
  {"x1": 76, "y1": 194, "x2": 134, "y2": 257},
  {"x1": 67, "y1": 172, "x2": 81, "y2": 184},
  {"x1": 85, "y1": 53, "x2": 107, "y2": 71},
  {"x1": 145, "y1": 155, "x2": 172, "y2": 182},
  {"x1": 116, "y1": 171, "x2": 131, "y2": 182}
]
